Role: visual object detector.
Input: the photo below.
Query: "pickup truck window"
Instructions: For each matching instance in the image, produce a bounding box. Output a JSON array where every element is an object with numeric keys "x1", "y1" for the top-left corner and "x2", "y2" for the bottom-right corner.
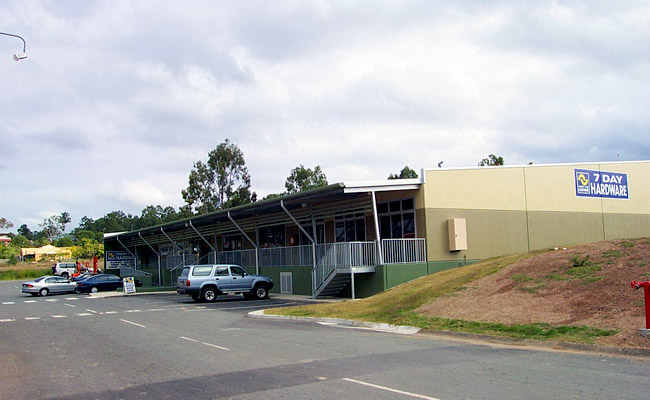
[
  {"x1": 192, "y1": 266, "x2": 213, "y2": 276},
  {"x1": 230, "y1": 266, "x2": 247, "y2": 276}
]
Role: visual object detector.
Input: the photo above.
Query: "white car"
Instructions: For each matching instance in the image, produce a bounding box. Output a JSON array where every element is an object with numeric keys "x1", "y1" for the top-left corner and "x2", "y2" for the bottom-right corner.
[{"x1": 22, "y1": 276, "x2": 78, "y2": 296}]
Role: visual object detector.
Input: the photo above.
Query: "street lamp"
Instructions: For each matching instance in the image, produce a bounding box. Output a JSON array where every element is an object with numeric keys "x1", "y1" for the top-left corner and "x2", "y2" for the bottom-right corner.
[{"x1": 0, "y1": 31, "x2": 27, "y2": 61}]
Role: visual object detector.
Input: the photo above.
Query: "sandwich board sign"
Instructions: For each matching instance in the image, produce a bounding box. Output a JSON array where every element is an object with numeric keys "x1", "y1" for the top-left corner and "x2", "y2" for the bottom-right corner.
[{"x1": 123, "y1": 276, "x2": 137, "y2": 294}]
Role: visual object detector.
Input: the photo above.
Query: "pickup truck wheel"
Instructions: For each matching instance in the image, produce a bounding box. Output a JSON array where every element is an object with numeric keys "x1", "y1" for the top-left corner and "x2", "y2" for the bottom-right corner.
[
  {"x1": 253, "y1": 285, "x2": 268, "y2": 300},
  {"x1": 201, "y1": 287, "x2": 217, "y2": 303},
  {"x1": 191, "y1": 293, "x2": 201, "y2": 302}
]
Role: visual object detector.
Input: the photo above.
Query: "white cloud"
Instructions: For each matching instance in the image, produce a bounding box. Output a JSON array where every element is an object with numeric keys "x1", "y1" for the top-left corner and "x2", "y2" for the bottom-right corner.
[{"x1": 1, "y1": 0, "x2": 649, "y2": 232}]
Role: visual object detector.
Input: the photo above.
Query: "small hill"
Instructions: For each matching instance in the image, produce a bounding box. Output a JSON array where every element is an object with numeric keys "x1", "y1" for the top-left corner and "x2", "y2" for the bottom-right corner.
[
  {"x1": 418, "y1": 238, "x2": 650, "y2": 349},
  {"x1": 275, "y1": 238, "x2": 650, "y2": 349}
]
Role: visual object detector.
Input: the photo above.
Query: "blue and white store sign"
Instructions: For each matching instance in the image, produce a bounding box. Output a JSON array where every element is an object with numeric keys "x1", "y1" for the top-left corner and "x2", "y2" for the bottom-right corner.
[
  {"x1": 106, "y1": 251, "x2": 136, "y2": 269},
  {"x1": 574, "y1": 169, "x2": 628, "y2": 199}
]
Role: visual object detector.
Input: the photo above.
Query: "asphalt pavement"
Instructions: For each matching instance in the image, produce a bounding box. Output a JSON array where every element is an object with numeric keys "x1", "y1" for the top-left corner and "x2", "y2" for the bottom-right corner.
[{"x1": 1, "y1": 279, "x2": 649, "y2": 400}]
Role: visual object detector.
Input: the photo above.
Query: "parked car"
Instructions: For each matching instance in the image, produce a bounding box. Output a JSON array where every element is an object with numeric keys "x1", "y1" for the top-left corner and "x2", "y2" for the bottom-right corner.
[
  {"x1": 177, "y1": 264, "x2": 274, "y2": 302},
  {"x1": 52, "y1": 262, "x2": 79, "y2": 279},
  {"x1": 74, "y1": 274, "x2": 143, "y2": 293},
  {"x1": 22, "y1": 276, "x2": 78, "y2": 296},
  {"x1": 72, "y1": 272, "x2": 101, "y2": 282}
]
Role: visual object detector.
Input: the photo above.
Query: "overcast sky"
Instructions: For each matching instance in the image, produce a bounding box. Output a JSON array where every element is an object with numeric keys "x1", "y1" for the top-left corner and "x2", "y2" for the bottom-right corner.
[{"x1": 1, "y1": 1, "x2": 649, "y2": 232}]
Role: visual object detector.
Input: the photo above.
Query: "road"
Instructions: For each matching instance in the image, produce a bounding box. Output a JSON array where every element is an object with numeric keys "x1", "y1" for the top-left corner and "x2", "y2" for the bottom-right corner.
[{"x1": 1, "y1": 280, "x2": 649, "y2": 399}]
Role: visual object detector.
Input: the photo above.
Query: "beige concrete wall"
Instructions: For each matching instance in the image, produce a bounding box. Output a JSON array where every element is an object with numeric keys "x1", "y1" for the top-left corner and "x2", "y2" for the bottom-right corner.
[
  {"x1": 421, "y1": 161, "x2": 650, "y2": 262},
  {"x1": 424, "y1": 208, "x2": 529, "y2": 261},
  {"x1": 526, "y1": 211, "x2": 605, "y2": 250},
  {"x1": 423, "y1": 167, "x2": 527, "y2": 211}
]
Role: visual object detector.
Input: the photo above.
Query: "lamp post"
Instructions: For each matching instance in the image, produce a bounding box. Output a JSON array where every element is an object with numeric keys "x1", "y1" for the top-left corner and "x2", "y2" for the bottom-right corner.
[{"x1": 0, "y1": 31, "x2": 27, "y2": 61}]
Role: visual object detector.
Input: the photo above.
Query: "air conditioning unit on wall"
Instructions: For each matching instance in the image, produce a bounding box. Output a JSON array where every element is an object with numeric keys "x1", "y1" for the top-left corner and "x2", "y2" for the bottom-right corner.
[{"x1": 448, "y1": 218, "x2": 467, "y2": 251}]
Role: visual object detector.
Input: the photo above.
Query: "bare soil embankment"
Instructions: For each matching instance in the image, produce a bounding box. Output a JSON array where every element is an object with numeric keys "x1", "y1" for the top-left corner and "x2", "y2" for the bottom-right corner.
[{"x1": 418, "y1": 238, "x2": 650, "y2": 349}]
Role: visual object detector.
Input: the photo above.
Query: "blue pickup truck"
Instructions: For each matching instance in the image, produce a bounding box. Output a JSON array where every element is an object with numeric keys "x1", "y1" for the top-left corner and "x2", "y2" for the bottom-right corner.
[{"x1": 177, "y1": 264, "x2": 274, "y2": 302}]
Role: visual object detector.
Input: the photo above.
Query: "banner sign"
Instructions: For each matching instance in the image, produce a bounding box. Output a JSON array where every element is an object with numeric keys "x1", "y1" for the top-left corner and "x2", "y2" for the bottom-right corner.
[
  {"x1": 106, "y1": 251, "x2": 135, "y2": 269},
  {"x1": 574, "y1": 169, "x2": 628, "y2": 199}
]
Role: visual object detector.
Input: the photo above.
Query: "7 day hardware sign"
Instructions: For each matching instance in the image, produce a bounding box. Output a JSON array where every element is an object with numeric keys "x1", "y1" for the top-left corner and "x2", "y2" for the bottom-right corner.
[{"x1": 574, "y1": 169, "x2": 628, "y2": 199}]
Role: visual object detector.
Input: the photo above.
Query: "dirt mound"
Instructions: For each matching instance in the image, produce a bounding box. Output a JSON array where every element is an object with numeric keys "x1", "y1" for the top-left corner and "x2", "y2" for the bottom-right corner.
[{"x1": 418, "y1": 238, "x2": 650, "y2": 348}]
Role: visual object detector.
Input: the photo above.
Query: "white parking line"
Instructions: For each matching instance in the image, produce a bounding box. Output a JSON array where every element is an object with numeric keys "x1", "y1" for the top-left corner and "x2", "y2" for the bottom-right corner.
[
  {"x1": 104, "y1": 311, "x2": 117, "y2": 314},
  {"x1": 76, "y1": 313, "x2": 92, "y2": 316},
  {"x1": 64, "y1": 297, "x2": 79, "y2": 301},
  {"x1": 51, "y1": 315, "x2": 67, "y2": 318},
  {"x1": 2, "y1": 301, "x2": 15, "y2": 305},
  {"x1": 343, "y1": 378, "x2": 441, "y2": 400},
  {"x1": 24, "y1": 300, "x2": 37, "y2": 303},
  {"x1": 64, "y1": 303, "x2": 77, "y2": 308},
  {"x1": 45, "y1": 299, "x2": 58, "y2": 302},
  {"x1": 85, "y1": 309, "x2": 98, "y2": 314},
  {"x1": 146, "y1": 308, "x2": 165, "y2": 312},
  {"x1": 202, "y1": 342, "x2": 229, "y2": 351},
  {"x1": 180, "y1": 336, "x2": 199, "y2": 342},
  {"x1": 125, "y1": 309, "x2": 142, "y2": 313},
  {"x1": 120, "y1": 319, "x2": 146, "y2": 328},
  {"x1": 0, "y1": 319, "x2": 15, "y2": 322},
  {"x1": 24, "y1": 317, "x2": 40, "y2": 320}
]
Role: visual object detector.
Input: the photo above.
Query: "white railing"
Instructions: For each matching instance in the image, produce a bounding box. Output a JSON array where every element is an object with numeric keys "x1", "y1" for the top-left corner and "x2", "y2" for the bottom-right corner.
[
  {"x1": 259, "y1": 244, "x2": 316, "y2": 267},
  {"x1": 217, "y1": 249, "x2": 257, "y2": 268},
  {"x1": 120, "y1": 266, "x2": 152, "y2": 277},
  {"x1": 382, "y1": 238, "x2": 426, "y2": 264},
  {"x1": 312, "y1": 242, "x2": 377, "y2": 293}
]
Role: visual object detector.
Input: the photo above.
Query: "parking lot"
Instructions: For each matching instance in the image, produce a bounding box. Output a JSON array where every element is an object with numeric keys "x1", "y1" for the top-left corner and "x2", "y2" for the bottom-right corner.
[{"x1": 2, "y1": 280, "x2": 650, "y2": 400}]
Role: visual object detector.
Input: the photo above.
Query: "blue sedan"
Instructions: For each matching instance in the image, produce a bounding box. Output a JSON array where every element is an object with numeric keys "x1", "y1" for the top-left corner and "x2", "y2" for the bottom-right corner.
[{"x1": 74, "y1": 274, "x2": 124, "y2": 294}]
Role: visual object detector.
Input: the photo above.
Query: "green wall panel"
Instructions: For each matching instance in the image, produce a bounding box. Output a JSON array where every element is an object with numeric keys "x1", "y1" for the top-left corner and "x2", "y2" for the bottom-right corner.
[
  {"x1": 603, "y1": 213, "x2": 650, "y2": 240},
  {"x1": 385, "y1": 263, "x2": 428, "y2": 289},
  {"x1": 259, "y1": 266, "x2": 313, "y2": 295},
  {"x1": 352, "y1": 266, "x2": 385, "y2": 298},
  {"x1": 427, "y1": 260, "x2": 480, "y2": 274},
  {"x1": 424, "y1": 208, "x2": 529, "y2": 261},
  {"x1": 526, "y1": 211, "x2": 604, "y2": 250}
]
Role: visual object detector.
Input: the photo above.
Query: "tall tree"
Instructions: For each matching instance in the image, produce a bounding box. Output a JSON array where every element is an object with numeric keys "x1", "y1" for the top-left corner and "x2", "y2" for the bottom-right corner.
[
  {"x1": 285, "y1": 165, "x2": 328, "y2": 194},
  {"x1": 0, "y1": 217, "x2": 13, "y2": 230},
  {"x1": 39, "y1": 216, "x2": 61, "y2": 242},
  {"x1": 182, "y1": 139, "x2": 256, "y2": 214},
  {"x1": 388, "y1": 166, "x2": 419, "y2": 180},
  {"x1": 17, "y1": 224, "x2": 33, "y2": 240},
  {"x1": 478, "y1": 154, "x2": 505, "y2": 166},
  {"x1": 59, "y1": 211, "x2": 71, "y2": 232}
]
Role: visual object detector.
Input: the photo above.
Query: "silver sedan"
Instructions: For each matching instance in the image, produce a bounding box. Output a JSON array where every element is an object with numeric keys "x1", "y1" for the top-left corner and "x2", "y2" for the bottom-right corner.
[{"x1": 21, "y1": 276, "x2": 78, "y2": 296}]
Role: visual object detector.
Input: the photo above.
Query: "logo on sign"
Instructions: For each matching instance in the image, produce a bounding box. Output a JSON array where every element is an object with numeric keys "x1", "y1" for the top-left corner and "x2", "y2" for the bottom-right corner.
[{"x1": 574, "y1": 169, "x2": 628, "y2": 199}]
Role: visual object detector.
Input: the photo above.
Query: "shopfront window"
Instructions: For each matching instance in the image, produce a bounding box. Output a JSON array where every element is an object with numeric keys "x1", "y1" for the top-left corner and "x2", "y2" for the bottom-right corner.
[
  {"x1": 335, "y1": 214, "x2": 366, "y2": 242},
  {"x1": 378, "y1": 198, "x2": 415, "y2": 239}
]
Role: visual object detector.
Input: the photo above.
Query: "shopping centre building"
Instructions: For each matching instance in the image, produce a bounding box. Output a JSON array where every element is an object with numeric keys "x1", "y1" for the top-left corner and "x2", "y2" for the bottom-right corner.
[{"x1": 104, "y1": 160, "x2": 650, "y2": 298}]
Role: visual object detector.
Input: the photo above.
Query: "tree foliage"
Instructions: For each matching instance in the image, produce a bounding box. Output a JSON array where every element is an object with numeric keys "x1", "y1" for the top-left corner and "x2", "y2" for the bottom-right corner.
[
  {"x1": 182, "y1": 139, "x2": 256, "y2": 214},
  {"x1": 285, "y1": 165, "x2": 328, "y2": 194},
  {"x1": 388, "y1": 165, "x2": 419, "y2": 180},
  {"x1": 478, "y1": 154, "x2": 505, "y2": 166},
  {"x1": 0, "y1": 217, "x2": 13, "y2": 230}
]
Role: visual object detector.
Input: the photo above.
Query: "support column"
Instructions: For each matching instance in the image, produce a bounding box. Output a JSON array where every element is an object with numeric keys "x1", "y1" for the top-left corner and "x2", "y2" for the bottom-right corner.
[
  {"x1": 161, "y1": 227, "x2": 186, "y2": 270},
  {"x1": 188, "y1": 221, "x2": 217, "y2": 263},
  {"x1": 281, "y1": 200, "x2": 317, "y2": 297},
  {"x1": 371, "y1": 190, "x2": 384, "y2": 266},
  {"x1": 139, "y1": 232, "x2": 161, "y2": 286},
  {"x1": 228, "y1": 212, "x2": 259, "y2": 274}
]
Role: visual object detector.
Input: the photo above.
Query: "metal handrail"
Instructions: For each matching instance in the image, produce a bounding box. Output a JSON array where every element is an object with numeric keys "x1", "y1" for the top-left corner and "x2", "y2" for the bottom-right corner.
[{"x1": 382, "y1": 238, "x2": 426, "y2": 264}]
